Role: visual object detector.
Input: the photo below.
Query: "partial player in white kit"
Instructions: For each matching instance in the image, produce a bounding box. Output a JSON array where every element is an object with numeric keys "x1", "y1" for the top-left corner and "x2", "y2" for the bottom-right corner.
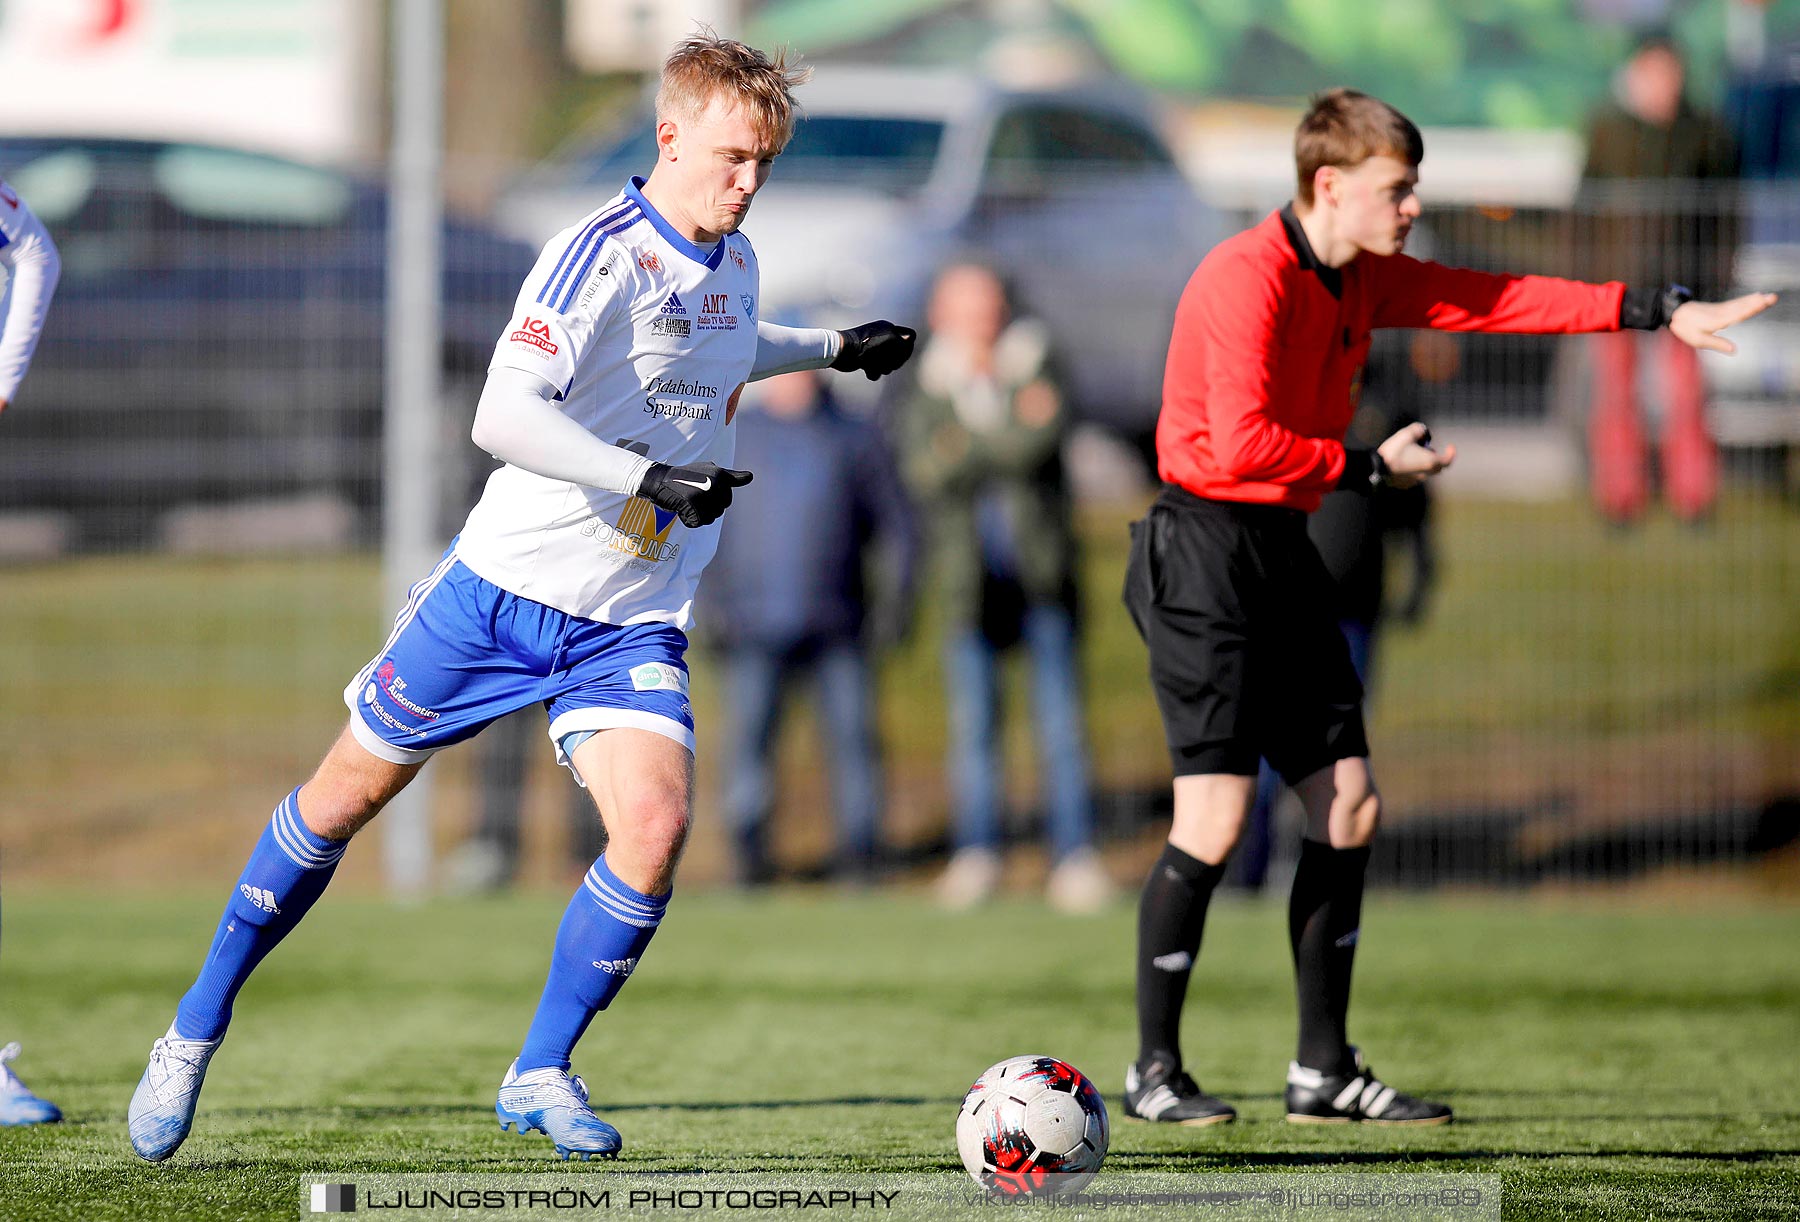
[
  {"x1": 0, "y1": 175, "x2": 64, "y2": 1127},
  {"x1": 128, "y1": 33, "x2": 916, "y2": 1162}
]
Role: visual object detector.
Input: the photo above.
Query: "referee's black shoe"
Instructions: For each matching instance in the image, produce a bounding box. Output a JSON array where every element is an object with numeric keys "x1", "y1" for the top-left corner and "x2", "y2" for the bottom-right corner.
[
  {"x1": 1285, "y1": 1048, "x2": 1452, "y2": 1125},
  {"x1": 1122, "y1": 1058, "x2": 1236, "y2": 1126}
]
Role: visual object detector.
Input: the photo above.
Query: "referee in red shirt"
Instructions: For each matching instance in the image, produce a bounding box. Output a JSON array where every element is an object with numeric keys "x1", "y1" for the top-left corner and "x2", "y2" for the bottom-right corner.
[{"x1": 1122, "y1": 89, "x2": 1774, "y2": 1127}]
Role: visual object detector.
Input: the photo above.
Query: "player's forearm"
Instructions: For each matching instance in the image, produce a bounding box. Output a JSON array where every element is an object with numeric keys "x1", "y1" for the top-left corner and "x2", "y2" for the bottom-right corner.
[
  {"x1": 470, "y1": 366, "x2": 653, "y2": 495},
  {"x1": 749, "y1": 321, "x2": 841, "y2": 381},
  {"x1": 0, "y1": 233, "x2": 61, "y2": 404}
]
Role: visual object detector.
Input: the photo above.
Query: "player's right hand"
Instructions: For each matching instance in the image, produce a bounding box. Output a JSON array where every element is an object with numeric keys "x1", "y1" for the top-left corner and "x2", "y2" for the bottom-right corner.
[
  {"x1": 1377, "y1": 422, "x2": 1455, "y2": 489},
  {"x1": 637, "y1": 461, "x2": 754, "y2": 528},
  {"x1": 833, "y1": 321, "x2": 917, "y2": 380}
]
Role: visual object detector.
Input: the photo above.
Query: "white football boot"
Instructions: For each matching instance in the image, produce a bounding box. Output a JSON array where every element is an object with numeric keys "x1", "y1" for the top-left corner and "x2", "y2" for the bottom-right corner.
[
  {"x1": 0, "y1": 1042, "x2": 62, "y2": 1125},
  {"x1": 128, "y1": 1024, "x2": 224, "y2": 1161},
  {"x1": 495, "y1": 1059, "x2": 622, "y2": 1160}
]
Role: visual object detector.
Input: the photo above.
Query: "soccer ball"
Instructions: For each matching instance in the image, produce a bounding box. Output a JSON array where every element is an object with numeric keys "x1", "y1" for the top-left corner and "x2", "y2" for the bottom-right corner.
[{"x1": 955, "y1": 1055, "x2": 1109, "y2": 1197}]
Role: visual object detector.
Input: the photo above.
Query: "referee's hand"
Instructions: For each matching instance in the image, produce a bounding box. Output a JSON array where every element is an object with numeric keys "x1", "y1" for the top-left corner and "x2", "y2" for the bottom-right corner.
[
  {"x1": 637, "y1": 461, "x2": 753, "y2": 528},
  {"x1": 1669, "y1": 292, "x2": 1777, "y2": 355},
  {"x1": 1376, "y1": 422, "x2": 1454, "y2": 489}
]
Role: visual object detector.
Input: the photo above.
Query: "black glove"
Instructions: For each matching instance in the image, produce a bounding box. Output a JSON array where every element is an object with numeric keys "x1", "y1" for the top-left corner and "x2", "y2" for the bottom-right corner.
[
  {"x1": 637, "y1": 461, "x2": 753, "y2": 528},
  {"x1": 832, "y1": 320, "x2": 917, "y2": 380}
]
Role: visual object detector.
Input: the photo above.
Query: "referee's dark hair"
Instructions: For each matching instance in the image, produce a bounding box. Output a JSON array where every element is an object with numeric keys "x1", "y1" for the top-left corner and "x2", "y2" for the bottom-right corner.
[{"x1": 1294, "y1": 89, "x2": 1424, "y2": 207}]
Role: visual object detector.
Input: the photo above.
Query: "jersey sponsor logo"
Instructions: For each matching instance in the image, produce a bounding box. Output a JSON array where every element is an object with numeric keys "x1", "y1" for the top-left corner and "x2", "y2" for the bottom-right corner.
[
  {"x1": 630, "y1": 662, "x2": 689, "y2": 695},
  {"x1": 643, "y1": 377, "x2": 718, "y2": 422},
  {"x1": 508, "y1": 316, "x2": 558, "y2": 356},
  {"x1": 660, "y1": 292, "x2": 687, "y2": 316},
  {"x1": 363, "y1": 692, "x2": 429, "y2": 738},
  {"x1": 728, "y1": 246, "x2": 745, "y2": 271},
  {"x1": 637, "y1": 249, "x2": 662, "y2": 274},
  {"x1": 645, "y1": 376, "x2": 718, "y2": 399},
  {"x1": 577, "y1": 250, "x2": 621, "y2": 309},
  {"x1": 374, "y1": 665, "x2": 440, "y2": 722},
  {"x1": 239, "y1": 884, "x2": 280, "y2": 915},
  {"x1": 651, "y1": 316, "x2": 691, "y2": 338},
  {"x1": 581, "y1": 496, "x2": 682, "y2": 567},
  {"x1": 697, "y1": 292, "x2": 737, "y2": 331},
  {"x1": 644, "y1": 397, "x2": 713, "y2": 421}
]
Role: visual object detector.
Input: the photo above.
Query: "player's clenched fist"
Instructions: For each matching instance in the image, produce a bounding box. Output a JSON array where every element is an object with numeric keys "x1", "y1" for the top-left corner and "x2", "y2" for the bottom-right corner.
[
  {"x1": 833, "y1": 321, "x2": 917, "y2": 380},
  {"x1": 637, "y1": 461, "x2": 754, "y2": 527}
]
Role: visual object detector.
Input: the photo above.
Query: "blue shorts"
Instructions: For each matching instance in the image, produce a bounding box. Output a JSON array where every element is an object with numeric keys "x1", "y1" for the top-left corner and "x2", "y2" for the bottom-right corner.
[{"x1": 343, "y1": 548, "x2": 695, "y2": 777}]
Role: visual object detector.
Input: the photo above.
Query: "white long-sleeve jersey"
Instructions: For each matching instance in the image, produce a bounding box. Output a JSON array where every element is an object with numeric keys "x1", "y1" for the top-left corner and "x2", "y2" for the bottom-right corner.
[
  {"x1": 456, "y1": 177, "x2": 835, "y2": 630},
  {"x1": 0, "y1": 180, "x2": 61, "y2": 405}
]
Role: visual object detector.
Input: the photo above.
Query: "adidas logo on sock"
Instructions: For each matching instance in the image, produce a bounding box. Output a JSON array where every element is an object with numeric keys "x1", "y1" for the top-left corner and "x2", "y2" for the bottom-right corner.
[
  {"x1": 592, "y1": 958, "x2": 638, "y2": 977},
  {"x1": 240, "y1": 884, "x2": 280, "y2": 915},
  {"x1": 1152, "y1": 951, "x2": 1193, "y2": 972}
]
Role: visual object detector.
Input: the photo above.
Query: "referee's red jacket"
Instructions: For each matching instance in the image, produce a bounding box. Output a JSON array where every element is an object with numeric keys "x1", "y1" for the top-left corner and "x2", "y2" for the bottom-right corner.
[{"x1": 1158, "y1": 207, "x2": 1625, "y2": 512}]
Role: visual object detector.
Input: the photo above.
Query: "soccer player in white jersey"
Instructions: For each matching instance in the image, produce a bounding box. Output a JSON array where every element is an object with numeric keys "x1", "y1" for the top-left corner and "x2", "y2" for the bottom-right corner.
[
  {"x1": 0, "y1": 176, "x2": 63, "y2": 1127},
  {"x1": 128, "y1": 34, "x2": 916, "y2": 1162}
]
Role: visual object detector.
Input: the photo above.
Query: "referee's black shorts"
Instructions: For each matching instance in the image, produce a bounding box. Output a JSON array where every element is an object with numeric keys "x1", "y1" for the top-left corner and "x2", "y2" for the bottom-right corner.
[{"x1": 1123, "y1": 485, "x2": 1368, "y2": 782}]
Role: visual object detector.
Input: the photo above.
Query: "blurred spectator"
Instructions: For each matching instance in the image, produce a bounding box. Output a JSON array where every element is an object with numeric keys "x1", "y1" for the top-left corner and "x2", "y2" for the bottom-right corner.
[
  {"x1": 702, "y1": 368, "x2": 920, "y2": 885},
  {"x1": 1230, "y1": 386, "x2": 1438, "y2": 891},
  {"x1": 1581, "y1": 31, "x2": 1740, "y2": 524},
  {"x1": 443, "y1": 707, "x2": 606, "y2": 893},
  {"x1": 894, "y1": 262, "x2": 1113, "y2": 913}
]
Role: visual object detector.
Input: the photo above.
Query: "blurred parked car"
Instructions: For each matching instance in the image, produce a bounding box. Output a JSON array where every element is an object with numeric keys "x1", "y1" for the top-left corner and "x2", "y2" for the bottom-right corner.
[
  {"x1": 0, "y1": 136, "x2": 536, "y2": 547},
  {"x1": 497, "y1": 67, "x2": 1221, "y2": 440}
]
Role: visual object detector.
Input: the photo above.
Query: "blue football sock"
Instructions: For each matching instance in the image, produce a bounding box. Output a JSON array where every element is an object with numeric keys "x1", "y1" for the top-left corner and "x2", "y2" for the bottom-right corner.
[
  {"x1": 516, "y1": 854, "x2": 668, "y2": 1074},
  {"x1": 174, "y1": 788, "x2": 347, "y2": 1041}
]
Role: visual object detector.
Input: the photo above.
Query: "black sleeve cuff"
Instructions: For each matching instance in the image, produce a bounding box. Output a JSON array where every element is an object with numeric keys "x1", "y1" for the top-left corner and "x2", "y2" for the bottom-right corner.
[
  {"x1": 1620, "y1": 285, "x2": 1661, "y2": 330},
  {"x1": 1620, "y1": 285, "x2": 1671, "y2": 330},
  {"x1": 1337, "y1": 449, "x2": 1380, "y2": 493}
]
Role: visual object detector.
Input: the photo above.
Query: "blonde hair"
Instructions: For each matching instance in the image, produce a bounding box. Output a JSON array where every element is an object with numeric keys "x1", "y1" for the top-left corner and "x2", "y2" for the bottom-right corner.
[
  {"x1": 656, "y1": 30, "x2": 810, "y2": 152},
  {"x1": 1294, "y1": 89, "x2": 1423, "y2": 206}
]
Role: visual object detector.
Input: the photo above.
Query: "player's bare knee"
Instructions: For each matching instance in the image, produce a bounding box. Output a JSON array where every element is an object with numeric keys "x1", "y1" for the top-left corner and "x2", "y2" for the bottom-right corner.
[
  {"x1": 295, "y1": 782, "x2": 380, "y2": 841},
  {"x1": 1332, "y1": 788, "x2": 1381, "y2": 847},
  {"x1": 619, "y1": 792, "x2": 692, "y2": 860}
]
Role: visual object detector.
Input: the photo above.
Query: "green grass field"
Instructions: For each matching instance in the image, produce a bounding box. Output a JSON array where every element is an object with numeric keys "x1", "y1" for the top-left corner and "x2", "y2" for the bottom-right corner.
[{"x1": 2, "y1": 890, "x2": 1797, "y2": 1219}]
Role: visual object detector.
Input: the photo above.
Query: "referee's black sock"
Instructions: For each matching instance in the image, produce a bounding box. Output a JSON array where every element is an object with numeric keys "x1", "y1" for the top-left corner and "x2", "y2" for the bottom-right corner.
[
  {"x1": 1289, "y1": 839, "x2": 1371, "y2": 1075},
  {"x1": 1135, "y1": 842, "x2": 1226, "y2": 1070}
]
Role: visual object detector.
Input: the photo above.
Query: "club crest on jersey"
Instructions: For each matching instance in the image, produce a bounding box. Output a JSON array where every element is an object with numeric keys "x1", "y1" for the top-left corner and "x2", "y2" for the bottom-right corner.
[
  {"x1": 740, "y1": 294, "x2": 755, "y2": 318},
  {"x1": 636, "y1": 249, "x2": 662, "y2": 274},
  {"x1": 508, "y1": 316, "x2": 558, "y2": 356}
]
